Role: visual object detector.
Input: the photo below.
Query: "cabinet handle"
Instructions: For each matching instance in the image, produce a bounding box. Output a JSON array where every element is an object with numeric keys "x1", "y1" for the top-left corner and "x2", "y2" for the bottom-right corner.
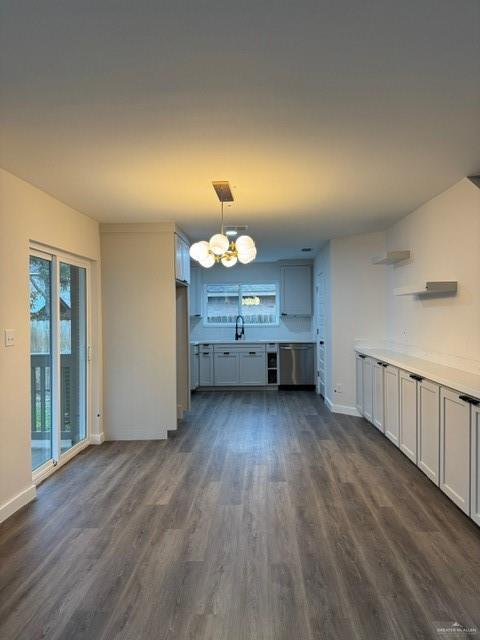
[
  {"x1": 223, "y1": 352, "x2": 230, "y2": 355},
  {"x1": 249, "y1": 351, "x2": 256, "y2": 355},
  {"x1": 281, "y1": 313, "x2": 287, "y2": 316},
  {"x1": 409, "y1": 374, "x2": 424, "y2": 382},
  {"x1": 358, "y1": 354, "x2": 366, "y2": 359},
  {"x1": 319, "y1": 341, "x2": 324, "y2": 345},
  {"x1": 377, "y1": 361, "x2": 383, "y2": 366},
  {"x1": 459, "y1": 394, "x2": 480, "y2": 406}
]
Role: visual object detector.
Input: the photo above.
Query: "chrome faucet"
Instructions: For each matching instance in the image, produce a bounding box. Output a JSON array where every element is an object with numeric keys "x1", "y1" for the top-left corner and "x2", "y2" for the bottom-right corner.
[{"x1": 235, "y1": 315, "x2": 245, "y2": 341}]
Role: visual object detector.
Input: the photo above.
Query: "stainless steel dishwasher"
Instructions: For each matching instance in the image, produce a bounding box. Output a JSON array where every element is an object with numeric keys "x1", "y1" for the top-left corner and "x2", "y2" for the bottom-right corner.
[{"x1": 279, "y1": 343, "x2": 315, "y2": 386}]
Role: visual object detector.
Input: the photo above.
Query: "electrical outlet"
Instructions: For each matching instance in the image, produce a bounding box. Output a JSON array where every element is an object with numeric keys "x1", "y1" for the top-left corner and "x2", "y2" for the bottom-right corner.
[
  {"x1": 334, "y1": 383, "x2": 343, "y2": 394},
  {"x1": 4, "y1": 329, "x2": 15, "y2": 347}
]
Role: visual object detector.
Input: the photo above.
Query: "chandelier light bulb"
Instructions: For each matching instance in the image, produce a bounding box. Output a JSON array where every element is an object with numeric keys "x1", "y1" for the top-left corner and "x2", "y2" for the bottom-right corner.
[
  {"x1": 189, "y1": 240, "x2": 210, "y2": 262},
  {"x1": 235, "y1": 235, "x2": 255, "y2": 252},
  {"x1": 237, "y1": 246, "x2": 257, "y2": 264},
  {"x1": 221, "y1": 254, "x2": 238, "y2": 268},
  {"x1": 199, "y1": 253, "x2": 215, "y2": 268},
  {"x1": 209, "y1": 233, "x2": 229, "y2": 256}
]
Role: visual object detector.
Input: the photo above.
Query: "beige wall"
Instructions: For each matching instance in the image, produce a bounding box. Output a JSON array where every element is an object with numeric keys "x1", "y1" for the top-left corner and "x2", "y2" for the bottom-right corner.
[
  {"x1": 386, "y1": 178, "x2": 480, "y2": 374},
  {"x1": 101, "y1": 224, "x2": 177, "y2": 439},
  {"x1": 0, "y1": 169, "x2": 102, "y2": 522}
]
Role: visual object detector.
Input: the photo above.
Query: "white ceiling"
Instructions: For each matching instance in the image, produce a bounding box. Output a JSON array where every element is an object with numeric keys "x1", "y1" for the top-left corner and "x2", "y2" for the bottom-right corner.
[{"x1": 1, "y1": 0, "x2": 479, "y2": 261}]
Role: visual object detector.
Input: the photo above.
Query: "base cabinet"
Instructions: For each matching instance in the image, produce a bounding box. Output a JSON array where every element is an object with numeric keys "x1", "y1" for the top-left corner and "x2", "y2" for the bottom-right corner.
[
  {"x1": 239, "y1": 351, "x2": 267, "y2": 385},
  {"x1": 356, "y1": 354, "x2": 365, "y2": 415},
  {"x1": 199, "y1": 348, "x2": 213, "y2": 386},
  {"x1": 210, "y1": 345, "x2": 268, "y2": 386},
  {"x1": 362, "y1": 357, "x2": 374, "y2": 423},
  {"x1": 190, "y1": 346, "x2": 199, "y2": 390},
  {"x1": 399, "y1": 370, "x2": 418, "y2": 463},
  {"x1": 384, "y1": 365, "x2": 400, "y2": 446},
  {"x1": 214, "y1": 352, "x2": 239, "y2": 385},
  {"x1": 372, "y1": 361, "x2": 385, "y2": 432},
  {"x1": 471, "y1": 404, "x2": 480, "y2": 526},
  {"x1": 417, "y1": 379, "x2": 440, "y2": 484},
  {"x1": 440, "y1": 388, "x2": 471, "y2": 515},
  {"x1": 356, "y1": 350, "x2": 480, "y2": 527}
]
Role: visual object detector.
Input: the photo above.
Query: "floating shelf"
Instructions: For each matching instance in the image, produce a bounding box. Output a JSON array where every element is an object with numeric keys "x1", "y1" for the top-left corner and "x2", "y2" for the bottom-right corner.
[
  {"x1": 394, "y1": 281, "x2": 458, "y2": 296},
  {"x1": 372, "y1": 250, "x2": 411, "y2": 265}
]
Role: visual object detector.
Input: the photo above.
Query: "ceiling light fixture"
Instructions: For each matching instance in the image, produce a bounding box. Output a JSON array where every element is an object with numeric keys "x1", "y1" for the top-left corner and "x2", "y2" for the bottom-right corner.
[{"x1": 189, "y1": 182, "x2": 257, "y2": 269}]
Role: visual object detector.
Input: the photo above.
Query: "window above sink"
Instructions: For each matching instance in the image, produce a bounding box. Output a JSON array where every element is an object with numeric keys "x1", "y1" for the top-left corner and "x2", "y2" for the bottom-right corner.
[{"x1": 203, "y1": 283, "x2": 279, "y2": 327}]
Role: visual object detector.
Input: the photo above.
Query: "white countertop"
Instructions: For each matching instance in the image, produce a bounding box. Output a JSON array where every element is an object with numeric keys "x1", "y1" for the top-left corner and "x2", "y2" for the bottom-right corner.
[
  {"x1": 191, "y1": 339, "x2": 314, "y2": 345},
  {"x1": 355, "y1": 346, "x2": 480, "y2": 400}
]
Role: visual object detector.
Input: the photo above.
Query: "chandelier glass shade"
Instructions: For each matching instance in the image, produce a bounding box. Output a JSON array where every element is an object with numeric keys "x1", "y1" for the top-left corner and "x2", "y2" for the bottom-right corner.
[{"x1": 189, "y1": 201, "x2": 256, "y2": 269}]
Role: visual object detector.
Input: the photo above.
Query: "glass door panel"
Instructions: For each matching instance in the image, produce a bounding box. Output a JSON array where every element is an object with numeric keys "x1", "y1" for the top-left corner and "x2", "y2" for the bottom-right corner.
[
  {"x1": 60, "y1": 262, "x2": 87, "y2": 454},
  {"x1": 30, "y1": 255, "x2": 53, "y2": 470}
]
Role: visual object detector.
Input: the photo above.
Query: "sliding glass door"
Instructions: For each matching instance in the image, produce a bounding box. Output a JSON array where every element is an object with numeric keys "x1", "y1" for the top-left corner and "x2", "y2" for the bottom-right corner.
[
  {"x1": 30, "y1": 255, "x2": 53, "y2": 469},
  {"x1": 60, "y1": 262, "x2": 87, "y2": 454},
  {"x1": 30, "y1": 251, "x2": 89, "y2": 472}
]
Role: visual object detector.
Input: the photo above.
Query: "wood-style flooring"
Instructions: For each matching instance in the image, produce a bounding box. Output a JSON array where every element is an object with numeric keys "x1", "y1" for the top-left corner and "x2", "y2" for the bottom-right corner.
[{"x1": 1, "y1": 391, "x2": 479, "y2": 640}]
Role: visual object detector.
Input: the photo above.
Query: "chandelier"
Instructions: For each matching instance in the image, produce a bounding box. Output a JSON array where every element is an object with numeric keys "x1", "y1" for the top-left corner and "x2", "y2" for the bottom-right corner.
[{"x1": 189, "y1": 181, "x2": 257, "y2": 269}]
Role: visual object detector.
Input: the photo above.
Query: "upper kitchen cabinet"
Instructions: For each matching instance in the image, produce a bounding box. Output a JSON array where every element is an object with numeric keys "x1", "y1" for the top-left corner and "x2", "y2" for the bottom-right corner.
[
  {"x1": 175, "y1": 233, "x2": 190, "y2": 284},
  {"x1": 280, "y1": 265, "x2": 312, "y2": 317},
  {"x1": 189, "y1": 267, "x2": 202, "y2": 317}
]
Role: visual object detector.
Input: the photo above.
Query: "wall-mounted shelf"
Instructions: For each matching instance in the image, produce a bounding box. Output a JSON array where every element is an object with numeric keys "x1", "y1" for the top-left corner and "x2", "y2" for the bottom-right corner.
[
  {"x1": 372, "y1": 250, "x2": 411, "y2": 265},
  {"x1": 394, "y1": 281, "x2": 457, "y2": 296}
]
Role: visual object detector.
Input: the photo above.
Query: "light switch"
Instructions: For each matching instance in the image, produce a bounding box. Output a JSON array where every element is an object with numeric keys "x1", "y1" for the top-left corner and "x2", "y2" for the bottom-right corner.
[{"x1": 4, "y1": 329, "x2": 16, "y2": 347}]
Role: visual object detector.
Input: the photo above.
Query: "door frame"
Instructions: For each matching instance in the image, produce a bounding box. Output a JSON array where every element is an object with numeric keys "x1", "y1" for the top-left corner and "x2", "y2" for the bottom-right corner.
[{"x1": 30, "y1": 244, "x2": 92, "y2": 484}]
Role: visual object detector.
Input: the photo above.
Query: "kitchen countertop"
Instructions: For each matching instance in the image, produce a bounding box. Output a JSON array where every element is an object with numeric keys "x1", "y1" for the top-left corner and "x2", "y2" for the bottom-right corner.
[
  {"x1": 355, "y1": 346, "x2": 480, "y2": 400},
  {"x1": 191, "y1": 339, "x2": 314, "y2": 345}
]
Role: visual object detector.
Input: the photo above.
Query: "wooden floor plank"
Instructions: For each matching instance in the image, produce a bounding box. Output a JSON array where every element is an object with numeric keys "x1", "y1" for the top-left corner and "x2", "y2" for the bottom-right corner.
[{"x1": 0, "y1": 390, "x2": 479, "y2": 640}]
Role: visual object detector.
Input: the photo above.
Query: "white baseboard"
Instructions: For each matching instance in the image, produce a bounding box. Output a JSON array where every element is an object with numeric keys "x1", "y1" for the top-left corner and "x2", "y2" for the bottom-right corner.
[
  {"x1": 0, "y1": 484, "x2": 36, "y2": 524},
  {"x1": 325, "y1": 396, "x2": 361, "y2": 417},
  {"x1": 90, "y1": 432, "x2": 105, "y2": 445}
]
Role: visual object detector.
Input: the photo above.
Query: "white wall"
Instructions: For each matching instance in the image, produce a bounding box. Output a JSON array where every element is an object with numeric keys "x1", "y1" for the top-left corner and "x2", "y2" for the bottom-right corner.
[
  {"x1": 317, "y1": 177, "x2": 480, "y2": 416},
  {"x1": 101, "y1": 224, "x2": 177, "y2": 439},
  {"x1": 328, "y1": 232, "x2": 388, "y2": 411},
  {"x1": 0, "y1": 168, "x2": 102, "y2": 522},
  {"x1": 190, "y1": 261, "x2": 313, "y2": 342},
  {"x1": 386, "y1": 178, "x2": 480, "y2": 374}
]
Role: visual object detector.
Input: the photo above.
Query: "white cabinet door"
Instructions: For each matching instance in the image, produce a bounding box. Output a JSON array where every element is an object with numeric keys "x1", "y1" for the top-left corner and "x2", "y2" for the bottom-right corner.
[
  {"x1": 199, "y1": 349, "x2": 213, "y2": 386},
  {"x1": 189, "y1": 268, "x2": 202, "y2": 317},
  {"x1": 175, "y1": 234, "x2": 183, "y2": 281},
  {"x1": 190, "y1": 347, "x2": 199, "y2": 390},
  {"x1": 239, "y1": 351, "x2": 266, "y2": 385},
  {"x1": 355, "y1": 354, "x2": 364, "y2": 415},
  {"x1": 362, "y1": 357, "x2": 374, "y2": 424},
  {"x1": 399, "y1": 370, "x2": 418, "y2": 463},
  {"x1": 440, "y1": 388, "x2": 471, "y2": 515},
  {"x1": 372, "y1": 361, "x2": 385, "y2": 432},
  {"x1": 182, "y1": 242, "x2": 190, "y2": 285},
  {"x1": 280, "y1": 265, "x2": 312, "y2": 317},
  {"x1": 384, "y1": 365, "x2": 400, "y2": 447},
  {"x1": 214, "y1": 351, "x2": 239, "y2": 385},
  {"x1": 175, "y1": 234, "x2": 190, "y2": 284},
  {"x1": 417, "y1": 379, "x2": 440, "y2": 484},
  {"x1": 471, "y1": 403, "x2": 480, "y2": 526}
]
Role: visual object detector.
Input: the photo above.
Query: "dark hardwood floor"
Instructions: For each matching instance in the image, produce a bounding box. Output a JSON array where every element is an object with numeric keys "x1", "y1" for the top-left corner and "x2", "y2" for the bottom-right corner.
[{"x1": 1, "y1": 391, "x2": 479, "y2": 640}]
